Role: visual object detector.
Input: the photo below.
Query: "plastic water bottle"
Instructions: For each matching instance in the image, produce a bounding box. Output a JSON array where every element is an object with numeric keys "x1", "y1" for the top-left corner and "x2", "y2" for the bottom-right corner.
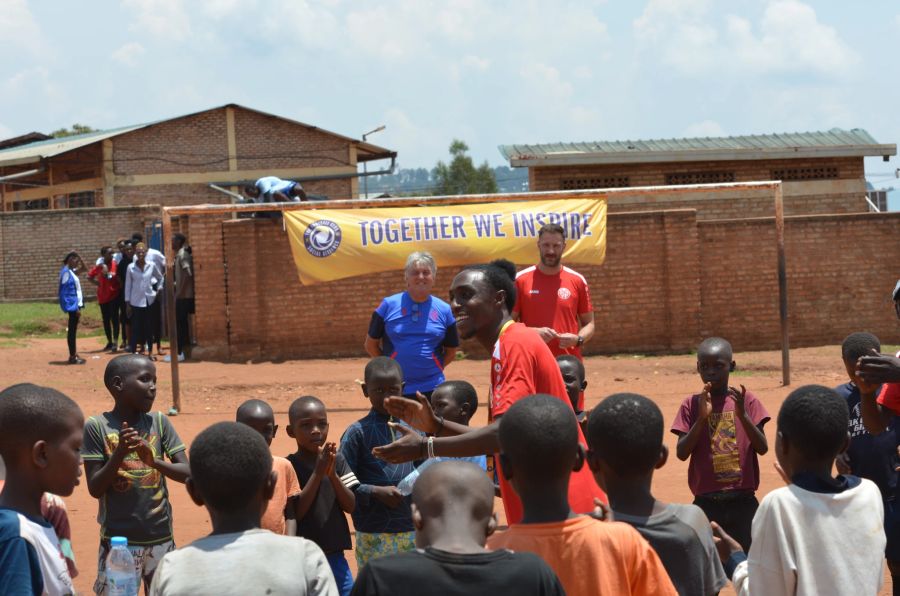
[{"x1": 105, "y1": 536, "x2": 138, "y2": 596}]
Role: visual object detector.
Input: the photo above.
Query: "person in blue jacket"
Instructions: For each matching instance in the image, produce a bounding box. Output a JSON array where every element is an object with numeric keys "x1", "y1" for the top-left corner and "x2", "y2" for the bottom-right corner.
[{"x1": 59, "y1": 251, "x2": 86, "y2": 364}]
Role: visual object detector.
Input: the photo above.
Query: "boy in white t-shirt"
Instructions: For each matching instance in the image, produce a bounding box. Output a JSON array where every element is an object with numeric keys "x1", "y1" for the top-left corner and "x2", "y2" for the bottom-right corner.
[
  {"x1": 0, "y1": 383, "x2": 83, "y2": 595},
  {"x1": 712, "y1": 384, "x2": 887, "y2": 595},
  {"x1": 149, "y1": 422, "x2": 337, "y2": 596}
]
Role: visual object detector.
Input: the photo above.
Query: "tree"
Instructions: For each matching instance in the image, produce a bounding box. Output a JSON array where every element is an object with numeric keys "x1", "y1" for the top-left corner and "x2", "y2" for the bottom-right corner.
[
  {"x1": 50, "y1": 124, "x2": 97, "y2": 138},
  {"x1": 431, "y1": 140, "x2": 498, "y2": 196}
]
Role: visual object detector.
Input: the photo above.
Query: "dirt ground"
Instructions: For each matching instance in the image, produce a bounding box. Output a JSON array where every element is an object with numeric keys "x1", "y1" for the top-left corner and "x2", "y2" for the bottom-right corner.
[{"x1": 0, "y1": 336, "x2": 892, "y2": 595}]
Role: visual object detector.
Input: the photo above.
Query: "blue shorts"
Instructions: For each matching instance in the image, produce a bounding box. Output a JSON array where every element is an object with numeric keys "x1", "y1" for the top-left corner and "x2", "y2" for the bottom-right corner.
[{"x1": 326, "y1": 552, "x2": 354, "y2": 596}]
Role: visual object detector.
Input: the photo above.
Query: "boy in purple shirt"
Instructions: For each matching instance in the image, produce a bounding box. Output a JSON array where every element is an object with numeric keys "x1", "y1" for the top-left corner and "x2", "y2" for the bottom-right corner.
[{"x1": 671, "y1": 337, "x2": 770, "y2": 551}]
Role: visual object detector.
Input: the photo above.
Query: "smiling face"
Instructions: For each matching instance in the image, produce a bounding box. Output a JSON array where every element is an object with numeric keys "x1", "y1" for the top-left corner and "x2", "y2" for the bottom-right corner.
[
  {"x1": 115, "y1": 358, "x2": 157, "y2": 414},
  {"x1": 42, "y1": 412, "x2": 85, "y2": 497},
  {"x1": 449, "y1": 269, "x2": 503, "y2": 342},
  {"x1": 538, "y1": 232, "x2": 565, "y2": 269},
  {"x1": 287, "y1": 401, "x2": 329, "y2": 454},
  {"x1": 406, "y1": 262, "x2": 435, "y2": 301}
]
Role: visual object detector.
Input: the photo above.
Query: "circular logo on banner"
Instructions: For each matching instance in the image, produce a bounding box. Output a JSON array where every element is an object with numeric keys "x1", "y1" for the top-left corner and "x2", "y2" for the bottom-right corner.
[
  {"x1": 303, "y1": 220, "x2": 342, "y2": 258},
  {"x1": 557, "y1": 287, "x2": 572, "y2": 300}
]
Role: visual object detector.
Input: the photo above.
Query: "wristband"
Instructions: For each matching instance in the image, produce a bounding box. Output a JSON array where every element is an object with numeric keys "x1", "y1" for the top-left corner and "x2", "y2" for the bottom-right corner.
[
  {"x1": 427, "y1": 436, "x2": 435, "y2": 459},
  {"x1": 577, "y1": 336, "x2": 584, "y2": 346}
]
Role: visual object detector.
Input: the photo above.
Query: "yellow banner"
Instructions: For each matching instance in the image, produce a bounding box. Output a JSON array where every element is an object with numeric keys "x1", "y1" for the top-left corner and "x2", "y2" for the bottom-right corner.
[{"x1": 283, "y1": 197, "x2": 606, "y2": 284}]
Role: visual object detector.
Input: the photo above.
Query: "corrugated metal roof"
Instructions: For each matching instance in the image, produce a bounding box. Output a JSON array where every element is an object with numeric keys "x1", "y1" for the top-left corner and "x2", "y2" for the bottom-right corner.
[
  {"x1": 0, "y1": 103, "x2": 396, "y2": 167},
  {"x1": 499, "y1": 128, "x2": 896, "y2": 165},
  {"x1": 0, "y1": 123, "x2": 151, "y2": 166}
]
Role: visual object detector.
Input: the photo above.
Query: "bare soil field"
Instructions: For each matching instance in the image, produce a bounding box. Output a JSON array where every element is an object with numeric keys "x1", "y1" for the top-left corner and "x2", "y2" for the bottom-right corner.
[{"x1": 0, "y1": 336, "x2": 891, "y2": 595}]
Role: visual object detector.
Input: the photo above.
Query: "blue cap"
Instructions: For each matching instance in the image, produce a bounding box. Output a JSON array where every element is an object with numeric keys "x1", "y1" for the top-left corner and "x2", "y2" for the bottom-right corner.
[{"x1": 110, "y1": 536, "x2": 128, "y2": 547}]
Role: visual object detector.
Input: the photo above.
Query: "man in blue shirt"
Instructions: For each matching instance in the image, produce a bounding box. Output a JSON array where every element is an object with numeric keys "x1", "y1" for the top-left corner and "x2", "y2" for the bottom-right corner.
[{"x1": 244, "y1": 176, "x2": 308, "y2": 203}]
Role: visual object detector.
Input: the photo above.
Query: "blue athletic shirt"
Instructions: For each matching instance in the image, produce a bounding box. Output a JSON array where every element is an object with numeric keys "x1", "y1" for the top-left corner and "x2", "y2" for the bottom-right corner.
[{"x1": 368, "y1": 292, "x2": 459, "y2": 395}]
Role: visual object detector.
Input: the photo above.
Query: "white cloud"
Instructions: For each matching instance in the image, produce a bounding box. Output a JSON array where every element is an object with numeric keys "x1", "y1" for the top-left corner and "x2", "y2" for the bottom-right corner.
[
  {"x1": 122, "y1": 0, "x2": 191, "y2": 41},
  {"x1": 111, "y1": 42, "x2": 146, "y2": 67},
  {"x1": 520, "y1": 62, "x2": 574, "y2": 101},
  {"x1": 0, "y1": 0, "x2": 44, "y2": 54},
  {"x1": 683, "y1": 120, "x2": 725, "y2": 138},
  {"x1": 461, "y1": 55, "x2": 490, "y2": 72},
  {"x1": 633, "y1": 0, "x2": 856, "y2": 77},
  {"x1": 726, "y1": 1, "x2": 858, "y2": 75}
]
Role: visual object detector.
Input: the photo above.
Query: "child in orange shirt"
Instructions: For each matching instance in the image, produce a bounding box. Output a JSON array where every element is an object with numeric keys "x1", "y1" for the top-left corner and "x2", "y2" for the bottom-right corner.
[
  {"x1": 486, "y1": 394, "x2": 676, "y2": 596},
  {"x1": 236, "y1": 399, "x2": 301, "y2": 535}
]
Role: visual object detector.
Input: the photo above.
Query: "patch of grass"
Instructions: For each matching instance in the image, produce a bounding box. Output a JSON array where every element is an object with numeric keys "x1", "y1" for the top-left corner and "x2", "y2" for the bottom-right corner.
[
  {"x1": 883, "y1": 345, "x2": 900, "y2": 354},
  {"x1": 0, "y1": 302, "x2": 104, "y2": 338}
]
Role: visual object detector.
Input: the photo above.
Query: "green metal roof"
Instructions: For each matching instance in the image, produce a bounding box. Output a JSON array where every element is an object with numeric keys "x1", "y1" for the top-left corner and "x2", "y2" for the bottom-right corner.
[{"x1": 499, "y1": 128, "x2": 896, "y2": 166}]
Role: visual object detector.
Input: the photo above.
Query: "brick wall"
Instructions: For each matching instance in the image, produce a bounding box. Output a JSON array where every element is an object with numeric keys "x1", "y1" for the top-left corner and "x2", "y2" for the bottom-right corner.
[
  {"x1": 531, "y1": 157, "x2": 869, "y2": 219},
  {"x1": 0, "y1": 206, "x2": 159, "y2": 300},
  {"x1": 234, "y1": 109, "x2": 352, "y2": 170},
  {"x1": 114, "y1": 111, "x2": 229, "y2": 175},
  {"x1": 190, "y1": 208, "x2": 900, "y2": 361}
]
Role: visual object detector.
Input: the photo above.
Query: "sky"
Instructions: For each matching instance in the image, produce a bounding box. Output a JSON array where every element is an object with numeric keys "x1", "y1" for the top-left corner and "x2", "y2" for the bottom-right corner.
[{"x1": 1, "y1": 0, "x2": 898, "y2": 204}]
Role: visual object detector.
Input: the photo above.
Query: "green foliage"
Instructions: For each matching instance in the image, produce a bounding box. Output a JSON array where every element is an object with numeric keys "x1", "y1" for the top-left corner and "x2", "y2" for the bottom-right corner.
[
  {"x1": 0, "y1": 302, "x2": 103, "y2": 338},
  {"x1": 431, "y1": 140, "x2": 498, "y2": 196},
  {"x1": 50, "y1": 124, "x2": 97, "y2": 138}
]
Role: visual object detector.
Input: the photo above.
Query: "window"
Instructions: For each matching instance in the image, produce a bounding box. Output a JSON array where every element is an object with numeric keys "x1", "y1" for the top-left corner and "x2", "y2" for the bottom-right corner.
[
  {"x1": 560, "y1": 176, "x2": 630, "y2": 190},
  {"x1": 67, "y1": 191, "x2": 95, "y2": 208},
  {"x1": 12, "y1": 199, "x2": 49, "y2": 211},
  {"x1": 771, "y1": 167, "x2": 838, "y2": 181},
  {"x1": 665, "y1": 172, "x2": 735, "y2": 185}
]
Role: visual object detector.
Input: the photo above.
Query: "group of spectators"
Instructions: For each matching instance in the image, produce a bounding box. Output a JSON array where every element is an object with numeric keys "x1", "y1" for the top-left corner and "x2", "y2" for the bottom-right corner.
[{"x1": 57, "y1": 232, "x2": 194, "y2": 364}]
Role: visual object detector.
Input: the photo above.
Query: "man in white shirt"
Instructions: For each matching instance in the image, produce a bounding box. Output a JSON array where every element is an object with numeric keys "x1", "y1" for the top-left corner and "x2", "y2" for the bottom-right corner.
[{"x1": 244, "y1": 176, "x2": 308, "y2": 203}]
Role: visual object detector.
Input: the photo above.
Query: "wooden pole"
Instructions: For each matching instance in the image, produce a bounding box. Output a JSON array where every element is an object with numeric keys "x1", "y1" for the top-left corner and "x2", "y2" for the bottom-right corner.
[
  {"x1": 161, "y1": 209, "x2": 182, "y2": 413},
  {"x1": 774, "y1": 183, "x2": 790, "y2": 385}
]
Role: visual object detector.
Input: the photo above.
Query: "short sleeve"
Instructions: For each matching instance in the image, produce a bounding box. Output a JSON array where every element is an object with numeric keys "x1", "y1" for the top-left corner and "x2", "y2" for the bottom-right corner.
[
  {"x1": 285, "y1": 461, "x2": 302, "y2": 498},
  {"x1": 577, "y1": 277, "x2": 593, "y2": 315},
  {"x1": 367, "y1": 311, "x2": 386, "y2": 340},
  {"x1": 442, "y1": 323, "x2": 459, "y2": 348},
  {"x1": 158, "y1": 414, "x2": 187, "y2": 458},
  {"x1": 0, "y1": 536, "x2": 43, "y2": 596},
  {"x1": 82, "y1": 416, "x2": 108, "y2": 462},
  {"x1": 877, "y1": 384, "x2": 900, "y2": 415},
  {"x1": 670, "y1": 396, "x2": 695, "y2": 435},
  {"x1": 745, "y1": 393, "x2": 771, "y2": 427},
  {"x1": 335, "y1": 454, "x2": 360, "y2": 490},
  {"x1": 492, "y1": 342, "x2": 537, "y2": 418}
]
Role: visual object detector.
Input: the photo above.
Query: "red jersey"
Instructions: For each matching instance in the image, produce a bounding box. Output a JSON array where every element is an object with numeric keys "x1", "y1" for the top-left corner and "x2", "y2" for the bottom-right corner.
[
  {"x1": 490, "y1": 322, "x2": 606, "y2": 524},
  {"x1": 513, "y1": 266, "x2": 592, "y2": 359},
  {"x1": 88, "y1": 261, "x2": 120, "y2": 304}
]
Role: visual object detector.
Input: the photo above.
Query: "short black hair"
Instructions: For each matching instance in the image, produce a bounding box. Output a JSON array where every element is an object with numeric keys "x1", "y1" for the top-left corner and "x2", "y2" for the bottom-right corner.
[
  {"x1": 172, "y1": 233, "x2": 186, "y2": 246},
  {"x1": 556, "y1": 355, "x2": 585, "y2": 379},
  {"x1": 62, "y1": 251, "x2": 79, "y2": 265},
  {"x1": 463, "y1": 259, "x2": 517, "y2": 312},
  {"x1": 435, "y1": 380, "x2": 478, "y2": 417},
  {"x1": 289, "y1": 395, "x2": 325, "y2": 424},
  {"x1": 412, "y1": 460, "x2": 494, "y2": 521},
  {"x1": 778, "y1": 385, "x2": 849, "y2": 462},
  {"x1": 587, "y1": 393, "x2": 662, "y2": 477},
  {"x1": 538, "y1": 223, "x2": 565, "y2": 239},
  {"x1": 499, "y1": 394, "x2": 578, "y2": 482},
  {"x1": 364, "y1": 356, "x2": 403, "y2": 385},
  {"x1": 697, "y1": 337, "x2": 733, "y2": 360},
  {"x1": 841, "y1": 332, "x2": 880, "y2": 363},
  {"x1": 189, "y1": 421, "x2": 273, "y2": 511},
  {"x1": 0, "y1": 384, "x2": 82, "y2": 458},
  {"x1": 104, "y1": 353, "x2": 152, "y2": 390},
  {"x1": 100, "y1": 245, "x2": 112, "y2": 256},
  {"x1": 235, "y1": 399, "x2": 273, "y2": 422},
  {"x1": 131, "y1": 232, "x2": 144, "y2": 242}
]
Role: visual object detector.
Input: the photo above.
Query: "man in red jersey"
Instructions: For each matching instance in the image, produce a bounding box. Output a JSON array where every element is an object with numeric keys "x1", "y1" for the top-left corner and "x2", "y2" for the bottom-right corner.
[
  {"x1": 514, "y1": 223, "x2": 594, "y2": 410},
  {"x1": 513, "y1": 223, "x2": 595, "y2": 359}
]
